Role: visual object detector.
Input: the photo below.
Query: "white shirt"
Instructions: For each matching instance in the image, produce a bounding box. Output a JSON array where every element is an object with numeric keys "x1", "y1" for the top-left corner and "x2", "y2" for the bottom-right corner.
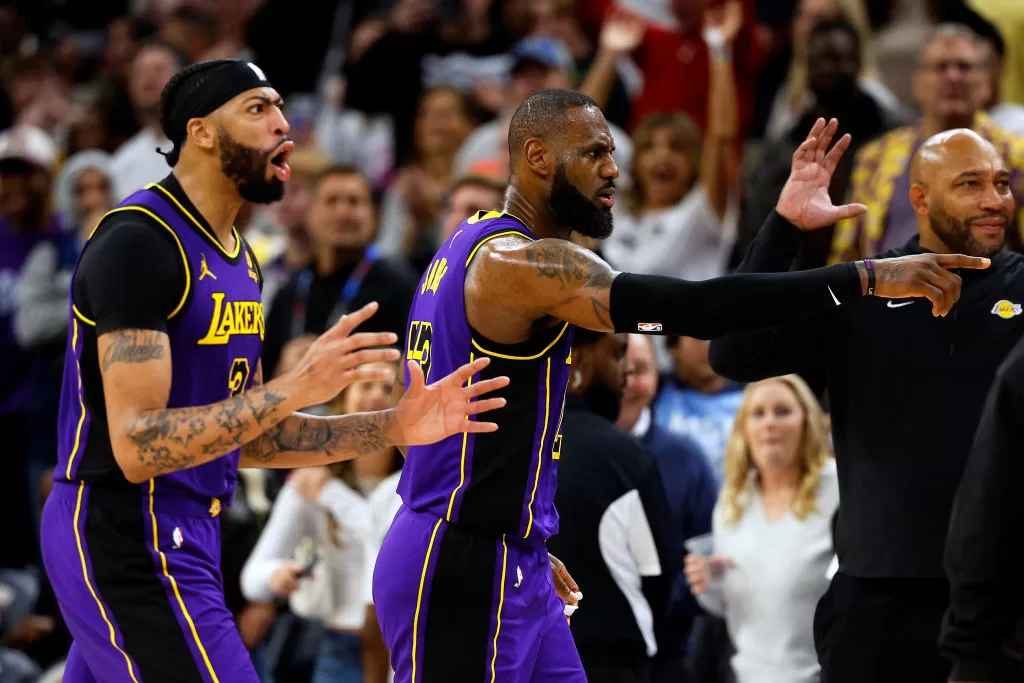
[
  {"x1": 240, "y1": 481, "x2": 375, "y2": 631},
  {"x1": 697, "y1": 464, "x2": 839, "y2": 683},
  {"x1": 110, "y1": 127, "x2": 173, "y2": 201},
  {"x1": 604, "y1": 186, "x2": 738, "y2": 283},
  {"x1": 989, "y1": 102, "x2": 1024, "y2": 136}
]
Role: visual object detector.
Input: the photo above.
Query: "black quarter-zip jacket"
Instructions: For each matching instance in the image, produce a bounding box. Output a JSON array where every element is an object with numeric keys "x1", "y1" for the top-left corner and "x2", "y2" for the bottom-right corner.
[{"x1": 708, "y1": 213, "x2": 1024, "y2": 578}]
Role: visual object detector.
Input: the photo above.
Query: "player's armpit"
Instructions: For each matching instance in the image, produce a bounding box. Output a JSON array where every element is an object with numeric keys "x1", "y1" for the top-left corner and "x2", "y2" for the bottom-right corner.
[{"x1": 100, "y1": 330, "x2": 299, "y2": 483}]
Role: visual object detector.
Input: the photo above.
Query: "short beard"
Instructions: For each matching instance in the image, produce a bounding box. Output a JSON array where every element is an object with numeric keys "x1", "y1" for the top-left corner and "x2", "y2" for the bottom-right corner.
[
  {"x1": 547, "y1": 164, "x2": 613, "y2": 239},
  {"x1": 217, "y1": 129, "x2": 286, "y2": 205},
  {"x1": 930, "y1": 202, "x2": 1006, "y2": 258}
]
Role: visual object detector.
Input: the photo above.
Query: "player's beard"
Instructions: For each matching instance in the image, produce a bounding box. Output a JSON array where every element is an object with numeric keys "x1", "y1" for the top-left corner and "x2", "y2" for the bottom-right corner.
[
  {"x1": 547, "y1": 164, "x2": 614, "y2": 240},
  {"x1": 217, "y1": 128, "x2": 286, "y2": 205},
  {"x1": 930, "y1": 201, "x2": 1007, "y2": 258},
  {"x1": 582, "y1": 380, "x2": 623, "y2": 423}
]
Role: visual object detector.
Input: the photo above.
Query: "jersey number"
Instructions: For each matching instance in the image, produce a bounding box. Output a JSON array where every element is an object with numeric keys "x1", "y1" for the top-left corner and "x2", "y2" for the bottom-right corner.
[
  {"x1": 229, "y1": 358, "x2": 251, "y2": 397},
  {"x1": 407, "y1": 321, "x2": 433, "y2": 380}
]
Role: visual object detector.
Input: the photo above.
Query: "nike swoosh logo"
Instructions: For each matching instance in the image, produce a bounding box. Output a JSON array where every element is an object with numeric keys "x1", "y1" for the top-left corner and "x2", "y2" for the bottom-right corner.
[
  {"x1": 887, "y1": 301, "x2": 914, "y2": 308},
  {"x1": 828, "y1": 286, "x2": 840, "y2": 306}
]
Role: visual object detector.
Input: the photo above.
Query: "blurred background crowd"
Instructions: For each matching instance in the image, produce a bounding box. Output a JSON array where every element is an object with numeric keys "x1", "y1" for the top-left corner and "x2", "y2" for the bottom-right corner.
[{"x1": 2, "y1": 0, "x2": 1024, "y2": 681}]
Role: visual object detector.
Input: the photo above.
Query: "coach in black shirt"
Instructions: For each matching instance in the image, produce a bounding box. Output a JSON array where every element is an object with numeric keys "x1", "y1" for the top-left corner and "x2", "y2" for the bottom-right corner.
[
  {"x1": 709, "y1": 125, "x2": 1023, "y2": 683},
  {"x1": 548, "y1": 329, "x2": 680, "y2": 683},
  {"x1": 262, "y1": 165, "x2": 418, "y2": 380}
]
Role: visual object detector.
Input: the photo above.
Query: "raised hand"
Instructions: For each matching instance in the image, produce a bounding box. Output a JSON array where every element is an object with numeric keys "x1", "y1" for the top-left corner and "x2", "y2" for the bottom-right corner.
[
  {"x1": 391, "y1": 357, "x2": 509, "y2": 446},
  {"x1": 777, "y1": 118, "x2": 868, "y2": 230},
  {"x1": 285, "y1": 301, "x2": 401, "y2": 406},
  {"x1": 599, "y1": 10, "x2": 646, "y2": 55},
  {"x1": 703, "y1": 0, "x2": 744, "y2": 43},
  {"x1": 870, "y1": 253, "x2": 991, "y2": 316}
]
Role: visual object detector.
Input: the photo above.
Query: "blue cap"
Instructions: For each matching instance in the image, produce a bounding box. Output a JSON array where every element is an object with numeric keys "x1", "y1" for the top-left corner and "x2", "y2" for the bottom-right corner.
[{"x1": 510, "y1": 36, "x2": 574, "y2": 74}]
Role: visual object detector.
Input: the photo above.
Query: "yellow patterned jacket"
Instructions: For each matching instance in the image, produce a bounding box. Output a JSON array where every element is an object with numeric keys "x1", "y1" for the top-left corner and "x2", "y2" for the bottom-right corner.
[{"x1": 829, "y1": 113, "x2": 1024, "y2": 263}]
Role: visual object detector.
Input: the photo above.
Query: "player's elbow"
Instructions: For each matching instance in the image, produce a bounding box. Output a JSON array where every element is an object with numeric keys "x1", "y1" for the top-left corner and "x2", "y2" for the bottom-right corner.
[
  {"x1": 117, "y1": 458, "x2": 151, "y2": 485},
  {"x1": 110, "y1": 437, "x2": 151, "y2": 484}
]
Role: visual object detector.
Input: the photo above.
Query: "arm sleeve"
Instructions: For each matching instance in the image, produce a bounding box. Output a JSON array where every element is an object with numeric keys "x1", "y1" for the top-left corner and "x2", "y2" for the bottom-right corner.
[
  {"x1": 74, "y1": 216, "x2": 187, "y2": 334},
  {"x1": 14, "y1": 242, "x2": 69, "y2": 347},
  {"x1": 940, "y1": 345, "x2": 1024, "y2": 681},
  {"x1": 632, "y1": 462, "x2": 684, "y2": 626},
  {"x1": 240, "y1": 486, "x2": 319, "y2": 602},
  {"x1": 706, "y1": 211, "x2": 833, "y2": 384}
]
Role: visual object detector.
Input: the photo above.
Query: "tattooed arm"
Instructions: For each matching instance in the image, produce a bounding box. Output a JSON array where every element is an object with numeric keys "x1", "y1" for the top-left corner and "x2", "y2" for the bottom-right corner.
[
  {"x1": 240, "y1": 362, "x2": 398, "y2": 468},
  {"x1": 467, "y1": 233, "x2": 992, "y2": 340}
]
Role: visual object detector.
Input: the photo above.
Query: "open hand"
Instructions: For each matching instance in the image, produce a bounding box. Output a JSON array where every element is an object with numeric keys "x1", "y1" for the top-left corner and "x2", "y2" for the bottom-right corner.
[
  {"x1": 599, "y1": 10, "x2": 646, "y2": 55},
  {"x1": 286, "y1": 302, "x2": 401, "y2": 406},
  {"x1": 870, "y1": 253, "x2": 990, "y2": 317},
  {"x1": 777, "y1": 118, "x2": 867, "y2": 230},
  {"x1": 391, "y1": 357, "x2": 509, "y2": 446}
]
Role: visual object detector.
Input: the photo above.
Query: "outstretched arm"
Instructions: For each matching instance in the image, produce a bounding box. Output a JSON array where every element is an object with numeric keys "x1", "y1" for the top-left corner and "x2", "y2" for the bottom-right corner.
[{"x1": 473, "y1": 228, "x2": 986, "y2": 340}]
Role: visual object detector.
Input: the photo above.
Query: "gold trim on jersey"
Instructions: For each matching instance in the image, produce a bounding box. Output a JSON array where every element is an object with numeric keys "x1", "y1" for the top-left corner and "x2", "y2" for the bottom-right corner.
[
  {"x1": 73, "y1": 305, "x2": 96, "y2": 327},
  {"x1": 147, "y1": 183, "x2": 242, "y2": 259},
  {"x1": 446, "y1": 352, "x2": 472, "y2": 521},
  {"x1": 523, "y1": 357, "x2": 552, "y2": 539},
  {"x1": 73, "y1": 482, "x2": 141, "y2": 683},
  {"x1": 147, "y1": 480, "x2": 220, "y2": 682},
  {"x1": 489, "y1": 535, "x2": 509, "y2": 683},
  {"x1": 412, "y1": 518, "x2": 444, "y2": 683},
  {"x1": 465, "y1": 229, "x2": 534, "y2": 267},
  {"x1": 64, "y1": 320, "x2": 89, "y2": 479},
  {"x1": 471, "y1": 322, "x2": 570, "y2": 362}
]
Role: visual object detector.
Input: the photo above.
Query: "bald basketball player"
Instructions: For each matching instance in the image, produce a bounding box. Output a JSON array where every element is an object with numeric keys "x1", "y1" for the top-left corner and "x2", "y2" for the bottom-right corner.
[
  {"x1": 39, "y1": 59, "x2": 508, "y2": 683},
  {"x1": 709, "y1": 126, "x2": 1022, "y2": 683},
  {"x1": 371, "y1": 91, "x2": 989, "y2": 683}
]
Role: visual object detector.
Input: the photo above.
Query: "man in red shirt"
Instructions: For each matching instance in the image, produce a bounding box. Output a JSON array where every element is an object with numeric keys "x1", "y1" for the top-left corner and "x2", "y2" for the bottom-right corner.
[{"x1": 576, "y1": 0, "x2": 761, "y2": 137}]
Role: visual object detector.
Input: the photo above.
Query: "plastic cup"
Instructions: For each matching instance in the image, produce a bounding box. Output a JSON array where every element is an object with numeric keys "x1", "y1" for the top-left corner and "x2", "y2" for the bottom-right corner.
[{"x1": 685, "y1": 533, "x2": 725, "y2": 590}]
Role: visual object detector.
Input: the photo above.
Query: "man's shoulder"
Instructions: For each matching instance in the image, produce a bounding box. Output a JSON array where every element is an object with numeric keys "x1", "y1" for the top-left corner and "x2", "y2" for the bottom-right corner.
[
  {"x1": 565, "y1": 407, "x2": 655, "y2": 463},
  {"x1": 372, "y1": 254, "x2": 419, "y2": 286}
]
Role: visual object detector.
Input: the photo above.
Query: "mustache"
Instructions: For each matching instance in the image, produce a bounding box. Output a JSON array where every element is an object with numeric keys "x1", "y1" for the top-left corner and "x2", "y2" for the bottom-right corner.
[{"x1": 966, "y1": 211, "x2": 1012, "y2": 225}]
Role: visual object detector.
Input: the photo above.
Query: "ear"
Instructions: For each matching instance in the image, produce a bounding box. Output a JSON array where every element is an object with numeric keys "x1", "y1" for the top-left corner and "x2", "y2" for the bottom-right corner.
[
  {"x1": 186, "y1": 117, "x2": 217, "y2": 152},
  {"x1": 909, "y1": 183, "x2": 929, "y2": 217},
  {"x1": 524, "y1": 138, "x2": 553, "y2": 178}
]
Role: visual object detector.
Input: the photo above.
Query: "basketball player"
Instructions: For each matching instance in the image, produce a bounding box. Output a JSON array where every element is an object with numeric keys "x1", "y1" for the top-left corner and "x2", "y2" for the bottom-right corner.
[
  {"x1": 39, "y1": 59, "x2": 508, "y2": 683},
  {"x1": 371, "y1": 91, "x2": 991, "y2": 683}
]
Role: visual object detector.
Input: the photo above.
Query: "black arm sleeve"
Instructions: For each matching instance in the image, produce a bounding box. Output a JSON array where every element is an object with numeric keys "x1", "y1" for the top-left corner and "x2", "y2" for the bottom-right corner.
[
  {"x1": 705, "y1": 211, "x2": 833, "y2": 386},
  {"x1": 609, "y1": 260, "x2": 859, "y2": 341},
  {"x1": 73, "y1": 216, "x2": 187, "y2": 335},
  {"x1": 940, "y1": 339, "x2": 1024, "y2": 682}
]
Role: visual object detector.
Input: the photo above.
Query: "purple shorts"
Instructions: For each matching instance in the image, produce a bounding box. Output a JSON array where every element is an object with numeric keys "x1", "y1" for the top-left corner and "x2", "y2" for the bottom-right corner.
[
  {"x1": 373, "y1": 505, "x2": 587, "y2": 683},
  {"x1": 40, "y1": 481, "x2": 257, "y2": 683}
]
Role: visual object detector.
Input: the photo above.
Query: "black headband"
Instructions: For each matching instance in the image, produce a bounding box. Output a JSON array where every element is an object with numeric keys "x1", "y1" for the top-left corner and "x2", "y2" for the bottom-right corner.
[{"x1": 159, "y1": 59, "x2": 274, "y2": 162}]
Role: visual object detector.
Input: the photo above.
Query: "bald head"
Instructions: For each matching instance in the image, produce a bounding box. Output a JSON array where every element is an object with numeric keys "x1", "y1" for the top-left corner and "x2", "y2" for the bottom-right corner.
[{"x1": 908, "y1": 128, "x2": 1013, "y2": 257}]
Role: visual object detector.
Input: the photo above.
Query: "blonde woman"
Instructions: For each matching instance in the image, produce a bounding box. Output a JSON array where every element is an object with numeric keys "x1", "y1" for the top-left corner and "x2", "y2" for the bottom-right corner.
[{"x1": 684, "y1": 375, "x2": 838, "y2": 683}]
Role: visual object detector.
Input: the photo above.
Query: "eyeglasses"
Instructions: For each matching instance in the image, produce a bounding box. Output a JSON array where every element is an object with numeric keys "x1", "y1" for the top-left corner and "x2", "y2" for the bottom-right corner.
[{"x1": 922, "y1": 60, "x2": 981, "y2": 74}]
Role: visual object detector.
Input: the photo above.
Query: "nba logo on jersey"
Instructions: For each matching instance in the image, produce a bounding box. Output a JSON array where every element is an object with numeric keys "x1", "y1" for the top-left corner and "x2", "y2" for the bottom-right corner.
[
  {"x1": 247, "y1": 62, "x2": 267, "y2": 81},
  {"x1": 172, "y1": 527, "x2": 184, "y2": 549},
  {"x1": 638, "y1": 322, "x2": 663, "y2": 332}
]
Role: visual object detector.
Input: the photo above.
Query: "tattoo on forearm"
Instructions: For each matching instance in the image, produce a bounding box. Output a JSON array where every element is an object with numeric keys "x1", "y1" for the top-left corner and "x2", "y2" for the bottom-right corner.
[
  {"x1": 524, "y1": 241, "x2": 616, "y2": 327},
  {"x1": 101, "y1": 330, "x2": 165, "y2": 371},
  {"x1": 242, "y1": 411, "x2": 395, "y2": 464},
  {"x1": 126, "y1": 388, "x2": 287, "y2": 477}
]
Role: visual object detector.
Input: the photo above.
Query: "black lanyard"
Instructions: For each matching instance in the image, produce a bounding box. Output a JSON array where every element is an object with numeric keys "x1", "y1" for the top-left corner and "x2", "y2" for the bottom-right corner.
[{"x1": 290, "y1": 246, "x2": 379, "y2": 338}]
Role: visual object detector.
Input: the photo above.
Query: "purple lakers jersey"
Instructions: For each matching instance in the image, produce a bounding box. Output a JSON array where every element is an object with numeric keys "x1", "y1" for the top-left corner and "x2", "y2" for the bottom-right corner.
[
  {"x1": 54, "y1": 182, "x2": 263, "y2": 505},
  {"x1": 398, "y1": 211, "x2": 574, "y2": 542}
]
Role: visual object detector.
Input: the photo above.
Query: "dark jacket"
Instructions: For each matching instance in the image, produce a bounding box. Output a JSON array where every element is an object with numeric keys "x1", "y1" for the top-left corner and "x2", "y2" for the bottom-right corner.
[
  {"x1": 548, "y1": 396, "x2": 682, "y2": 667},
  {"x1": 940, "y1": 333, "x2": 1024, "y2": 682},
  {"x1": 709, "y1": 215, "x2": 1024, "y2": 578}
]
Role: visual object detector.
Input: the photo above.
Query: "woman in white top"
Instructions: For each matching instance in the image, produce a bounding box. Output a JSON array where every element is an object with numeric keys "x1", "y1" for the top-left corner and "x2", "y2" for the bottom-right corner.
[
  {"x1": 602, "y1": 3, "x2": 743, "y2": 284},
  {"x1": 241, "y1": 361, "x2": 402, "y2": 683},
  {"x1": 685, "y1": 374, "x2": 838, "y2": 683}
]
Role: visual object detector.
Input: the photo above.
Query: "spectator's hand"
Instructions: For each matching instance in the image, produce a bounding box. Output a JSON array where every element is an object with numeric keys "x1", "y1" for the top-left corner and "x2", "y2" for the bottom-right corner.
[
  {"x1": 684, "y1": 553, "x2": 731, "y2": 594},
  {"x1": 776, "y1": 118, "x2": 867, "y2": 230},
  {"x1": 289, "y1": 467, "x2": 334, "y2": 501},
  {"x1": 237, "y1": 601, "x2": 276, "y2": 648},
  {"x1": 9, "y1": 614, "x2": 54, "y2": 647},
  {"x1": 267, "y1": 561, "x2": 304, "y2": 597},
  {"x1": 390, "y1": 0, "x2": 435, "y2": 33},
  {"x1": 350, "y1": 19, "x2": 388, "y2": 62},
  {"x1": 703, "y1": 0, "x2": 744, "y2": 44},
  {"x1": 276, "y1": 335, "x2": 317, "y2": 378},
  {"x1": 870, "y1": 253, "x2": 990, "y2": 317},
  {"x1": 599, "y1": 10, "x2": 645, "y2": 55}
]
